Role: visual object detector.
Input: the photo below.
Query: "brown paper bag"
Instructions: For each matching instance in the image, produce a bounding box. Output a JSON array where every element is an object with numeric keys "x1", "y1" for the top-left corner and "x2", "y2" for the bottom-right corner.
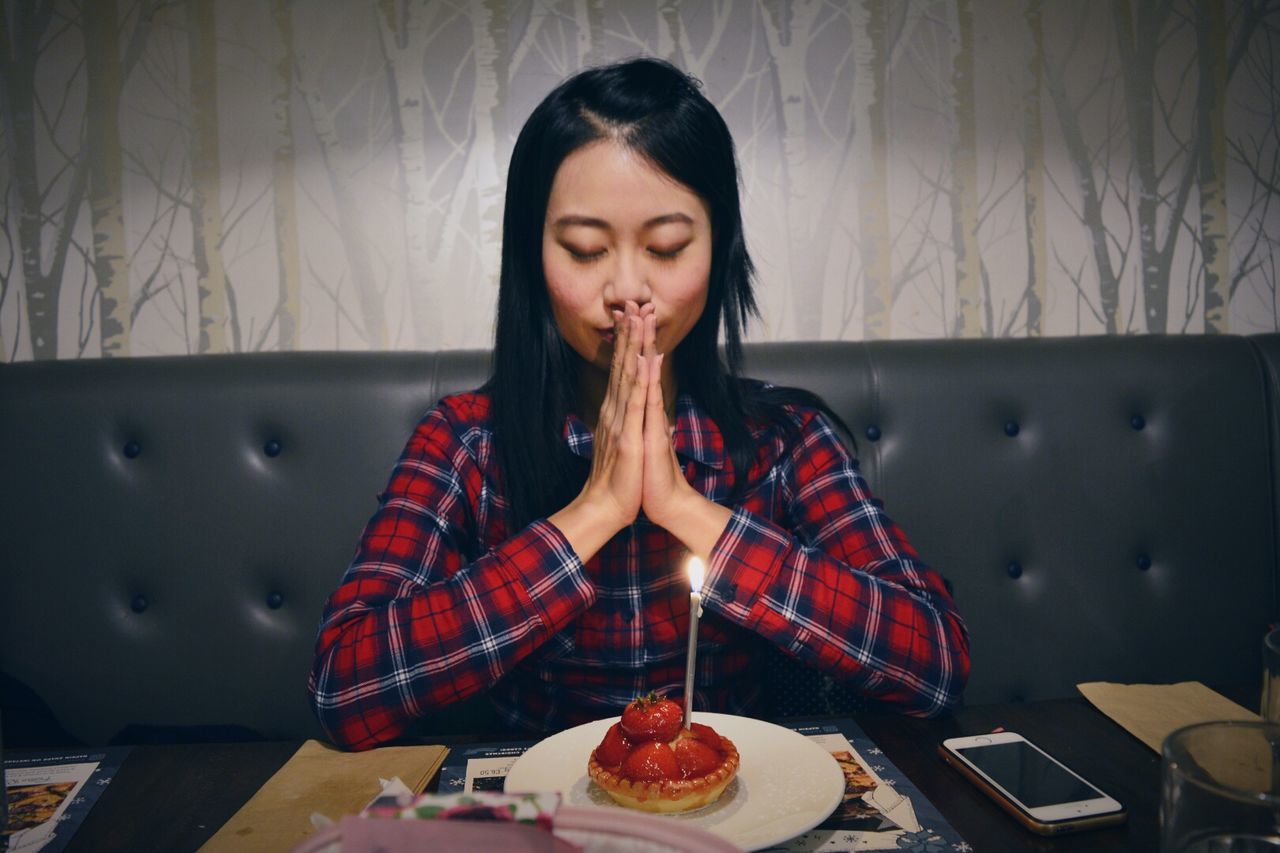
[
  {"x1": 1077, "y1": 681, "x2": 1259, "y2": 753},
  {"x1": 199, "y1": 740, "x2": 448, "y2": 853}
]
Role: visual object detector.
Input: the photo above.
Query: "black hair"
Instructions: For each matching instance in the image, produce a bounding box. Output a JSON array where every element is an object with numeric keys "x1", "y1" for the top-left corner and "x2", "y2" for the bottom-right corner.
[{"x1": 488, "y1": 57, "x2": 851, "y2": 530}]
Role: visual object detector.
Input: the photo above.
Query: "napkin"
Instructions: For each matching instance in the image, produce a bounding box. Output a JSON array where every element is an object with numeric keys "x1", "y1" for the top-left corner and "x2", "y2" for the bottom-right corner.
[
  {"x1": 1077, "y1": 681, "x2": 1260, "y2": 752},
  {"x1": 199, "y1": 739, "x2": 447, "y2": 853}
]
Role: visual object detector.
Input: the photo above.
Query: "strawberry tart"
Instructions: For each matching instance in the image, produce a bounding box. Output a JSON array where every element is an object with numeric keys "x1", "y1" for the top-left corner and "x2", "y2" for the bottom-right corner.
[{"x1": 587, "y1": 693, "x2": 739, "y2": 814}]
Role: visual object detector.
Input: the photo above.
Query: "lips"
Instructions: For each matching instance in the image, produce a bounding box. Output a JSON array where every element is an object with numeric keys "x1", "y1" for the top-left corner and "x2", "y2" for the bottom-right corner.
[{"x1": 598, "y1": 329, "x2": 616, "y2": 345}]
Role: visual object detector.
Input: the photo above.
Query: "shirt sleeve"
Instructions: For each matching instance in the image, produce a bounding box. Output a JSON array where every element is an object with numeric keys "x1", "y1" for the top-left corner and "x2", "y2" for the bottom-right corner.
[
  {"x1": 308, "y1": 405, "x2": 596, "y2": 750},
  {"x1": 703, "y1": 411, "x2": 970, "y2": 717}
]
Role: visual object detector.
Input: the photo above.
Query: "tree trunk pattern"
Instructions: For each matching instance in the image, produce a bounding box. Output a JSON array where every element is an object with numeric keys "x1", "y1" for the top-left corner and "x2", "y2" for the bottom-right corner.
[
  {"x1": 762, "y1": 0, "x2": 820, "y2": 337},
  {"x1": 378, "y1": 0, "x2": 435, "y2": 347},
  {"x1": 1022, "y1": 0, "x2": 1047, "y2": 337},
  {"x1": 1198, "y1": 0, "x2": 1228, "y2": 333},
  {"x1": 1043, "y1": 35, "x2": 1120, "y2": 333},
  {"x1": 269, "y1": 0, "x2": 300, "y2": 350},
  {"x1": 1113, "y1": 0, "x2": 1170, "y2": 333},
  {"x1": 85, "y1": 0, "x2": 131, "y2": 357},
  {"x1": 187, "y1": 0, "x2": 229, "y2": 353},
  {"x1": 854, "y1": 0, "x2": 891, "y2": 340},
  {"x1": 950, "y1": 0, "x2": 982, "y2": 337},
  {"x1": 296, "y1": 44, "x2": 388, "y2": 348}
]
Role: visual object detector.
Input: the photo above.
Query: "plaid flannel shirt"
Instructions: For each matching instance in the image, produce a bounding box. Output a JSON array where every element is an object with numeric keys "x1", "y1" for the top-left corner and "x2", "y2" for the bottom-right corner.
[{"x1": 309, "y1": 389, "x2": 969, "y2": 750}]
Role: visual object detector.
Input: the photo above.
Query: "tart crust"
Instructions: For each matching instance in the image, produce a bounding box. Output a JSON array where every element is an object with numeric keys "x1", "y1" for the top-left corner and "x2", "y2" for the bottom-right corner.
[{"x1": 587, "y1": 735, "x2": 740, "y2": 814}]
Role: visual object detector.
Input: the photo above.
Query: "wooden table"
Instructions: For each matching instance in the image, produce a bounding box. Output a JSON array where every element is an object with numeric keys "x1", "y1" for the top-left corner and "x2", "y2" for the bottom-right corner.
[{"x1": 62, "y1": 697, "x2": 1173, "y2": 852}]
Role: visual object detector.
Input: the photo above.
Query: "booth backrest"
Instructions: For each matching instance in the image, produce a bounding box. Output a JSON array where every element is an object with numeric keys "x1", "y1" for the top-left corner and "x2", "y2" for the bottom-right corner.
[{"x1": 2, "y1": 334, "x2": 1277, "y2": 746}]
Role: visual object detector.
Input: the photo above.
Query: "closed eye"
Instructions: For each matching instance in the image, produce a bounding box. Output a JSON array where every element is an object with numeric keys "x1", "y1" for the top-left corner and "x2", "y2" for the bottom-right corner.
[
  {"x1": 565, "y1": 246, "x2": 606, "y2": 262},
  {"x1": 649, "y1": 244, "x2": 689, "y2": 260}
]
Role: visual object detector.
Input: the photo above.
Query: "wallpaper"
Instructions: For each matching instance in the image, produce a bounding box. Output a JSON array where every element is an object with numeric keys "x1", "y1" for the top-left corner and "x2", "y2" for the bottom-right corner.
[{"x1": 1, "y1": 0, "x2": 1277, "y2": 361}]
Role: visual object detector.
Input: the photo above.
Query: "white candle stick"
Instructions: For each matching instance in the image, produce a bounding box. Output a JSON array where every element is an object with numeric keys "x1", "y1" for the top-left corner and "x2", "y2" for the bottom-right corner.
[{"x1": 683, "y1": 556, "x2": 705, "y2": 730}]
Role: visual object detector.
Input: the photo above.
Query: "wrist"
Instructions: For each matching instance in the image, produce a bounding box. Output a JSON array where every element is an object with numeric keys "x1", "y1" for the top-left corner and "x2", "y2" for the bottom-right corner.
[
  {"x1": 549, "y1": 493, "x2": 629, "y2": 563},
  {"x1": 653, "y1": 490, "x2": 732, "y2": 560}
]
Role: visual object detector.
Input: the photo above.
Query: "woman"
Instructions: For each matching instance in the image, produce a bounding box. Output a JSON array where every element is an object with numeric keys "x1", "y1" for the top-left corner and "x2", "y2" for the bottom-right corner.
[{"x1": 309, "y1": 58, "x2": 969, "y2": 751}]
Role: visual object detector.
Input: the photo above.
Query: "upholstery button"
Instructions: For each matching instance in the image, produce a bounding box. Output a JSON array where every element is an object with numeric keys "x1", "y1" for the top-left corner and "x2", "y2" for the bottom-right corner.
[
  {"x1": 1131, "y1": 414, "x2": 1146, "y2": 430},
  {"x1": 1006, "y1": 561, "x2": 1023, "y2": 579},
  {"x1": 1004, "y1": 420, "x2": 1020, "y2": 437},
  {"x1": 123, "y1": 440, "x2": 141, "y2": 459},
  {"x1": 865, "y1": 425, "x2": 881, "y2": 442},
  {"x1": 266, "y1": 591, "x2": 284, "y2": 609},
  {"x1": 1137, "y1": 554, "x2": 1152, "y2": 571},
  {"x1": 131, "y1": 594, "x2": 149, "y2": 613},
  {"x1": 264, "y1": 439, "x2": 282, "y2": 457}
]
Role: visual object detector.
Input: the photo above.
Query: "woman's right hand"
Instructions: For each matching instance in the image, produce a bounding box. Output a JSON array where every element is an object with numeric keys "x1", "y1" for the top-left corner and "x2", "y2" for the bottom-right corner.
[{"x1": 549, "y1": 301, "x2": 652, "y2": 558}]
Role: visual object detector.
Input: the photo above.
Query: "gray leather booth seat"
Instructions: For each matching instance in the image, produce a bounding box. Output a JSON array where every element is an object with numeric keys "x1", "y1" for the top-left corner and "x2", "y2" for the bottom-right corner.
[{"x1": 2, "y1": 335, "x2": 1278, "y2": 747}]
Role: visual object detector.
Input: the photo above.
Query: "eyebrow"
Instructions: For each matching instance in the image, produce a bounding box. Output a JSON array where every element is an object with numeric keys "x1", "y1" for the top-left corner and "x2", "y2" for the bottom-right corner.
[{"x1": 551, "y1": 212, "x2": 696, "y2": 230}]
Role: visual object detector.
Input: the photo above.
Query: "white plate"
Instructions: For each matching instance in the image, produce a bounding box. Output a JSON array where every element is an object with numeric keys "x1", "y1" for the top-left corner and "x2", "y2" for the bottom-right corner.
[{"x1": 504, "y1": 712, "x2": 845, "y2": 851}]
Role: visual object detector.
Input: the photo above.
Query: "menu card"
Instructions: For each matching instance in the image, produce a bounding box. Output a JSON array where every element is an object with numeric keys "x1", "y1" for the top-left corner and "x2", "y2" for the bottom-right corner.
[
  {"x1": 437, "y1": 719, "x2": 965, "y2": 852},
  {"x1": 3, "y1": 746, "x2": 131, "y2": 853}
]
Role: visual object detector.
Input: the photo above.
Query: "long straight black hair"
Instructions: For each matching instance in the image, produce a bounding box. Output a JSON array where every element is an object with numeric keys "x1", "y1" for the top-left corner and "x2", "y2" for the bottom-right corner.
[{"x1": 488, "y1": 57, "x2": 846, "y2": 531}]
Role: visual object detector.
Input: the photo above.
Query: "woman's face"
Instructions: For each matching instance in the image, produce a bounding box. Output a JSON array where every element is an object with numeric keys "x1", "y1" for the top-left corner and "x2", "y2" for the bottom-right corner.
[{"x1": 542, "y1": 139, "x2": 712, "y2": 373}]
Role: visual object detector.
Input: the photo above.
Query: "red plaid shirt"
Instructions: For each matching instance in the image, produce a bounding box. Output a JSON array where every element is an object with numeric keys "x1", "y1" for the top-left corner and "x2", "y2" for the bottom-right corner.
[{"x1": 309, "y1": 389, "x2": 969, "y2": 750}]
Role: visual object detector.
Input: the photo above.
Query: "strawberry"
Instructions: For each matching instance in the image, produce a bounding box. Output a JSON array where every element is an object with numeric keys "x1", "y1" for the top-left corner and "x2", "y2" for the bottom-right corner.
[
  {"x1": 620, "y1": 693, "x2": 683, "y2": 743},
  {"x1": 685, "y1": 722, "x2": 722, "y2": 750},
  {"x1": 673, "y1": 737, "x2": 721, "y2": 778},
  {"x1": 594, "y1": 722, "x2": 632, "y2": 768},
  {"x1": 621, "y1": 740, "x2": 681, "y2": 782}
]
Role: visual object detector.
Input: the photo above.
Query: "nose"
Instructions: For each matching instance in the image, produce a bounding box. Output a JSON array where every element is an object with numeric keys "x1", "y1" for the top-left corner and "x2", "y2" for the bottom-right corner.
[{"x1": 604, "y1": 252, "x2": 652, "y2": 309}]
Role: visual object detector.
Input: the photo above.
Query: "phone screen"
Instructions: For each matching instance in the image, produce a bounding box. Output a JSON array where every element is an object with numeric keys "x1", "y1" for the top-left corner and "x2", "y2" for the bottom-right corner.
[{"x1": 954, "y1": 741, "x2": 1101, "y2": 808}]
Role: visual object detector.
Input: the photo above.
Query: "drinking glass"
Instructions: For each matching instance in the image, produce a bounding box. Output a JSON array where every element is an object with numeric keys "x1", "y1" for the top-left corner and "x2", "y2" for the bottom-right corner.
[
  {"x1": 1161, "y1": 721, "x2": 1280, "y2": 852},
  {"x1": 1264, "y1": 628, "x2": 1280, "y2": 723}
]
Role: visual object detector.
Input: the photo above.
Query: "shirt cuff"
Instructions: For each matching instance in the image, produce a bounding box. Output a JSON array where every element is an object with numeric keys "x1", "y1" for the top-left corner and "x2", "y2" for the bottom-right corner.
[
  {"x1": 495, "y1": 518, "x2": 596, "y2": 634},
  {"x1": 703, "y1": 506, "x2": 791, "y2": 623}
]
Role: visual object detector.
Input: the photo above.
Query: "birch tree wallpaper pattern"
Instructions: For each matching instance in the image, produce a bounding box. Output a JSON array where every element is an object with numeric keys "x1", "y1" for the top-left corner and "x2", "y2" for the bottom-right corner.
[{"x1": 1, "y1": 0, "x2": 1277, "y2": 361}]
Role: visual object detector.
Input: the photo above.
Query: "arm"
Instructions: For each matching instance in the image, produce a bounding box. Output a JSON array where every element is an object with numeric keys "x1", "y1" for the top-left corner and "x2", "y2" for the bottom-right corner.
[
  {"x1": 308, "y1": 403, "x2": 596, "y2": 750},
  {"x1": 703, "y1": 412, "x2": 970, "y2": 716}
]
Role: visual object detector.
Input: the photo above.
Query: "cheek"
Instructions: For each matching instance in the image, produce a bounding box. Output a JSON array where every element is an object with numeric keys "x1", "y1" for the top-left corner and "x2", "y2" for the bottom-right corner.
[
  {"x1": 545, "y1": 275, "x2": 596, "y2": 324},
  {"x1": 543, "y1": 254, "x2": 593, "y2": 324},
  {"x1": 663, "y1": 258, "x2": 712, "y2": 340}
]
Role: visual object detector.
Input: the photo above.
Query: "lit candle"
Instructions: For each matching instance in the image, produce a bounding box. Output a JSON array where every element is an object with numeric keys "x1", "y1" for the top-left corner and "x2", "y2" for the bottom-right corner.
[{"x1": 683, "y1": 556, "x2": 705, "y2": 730}]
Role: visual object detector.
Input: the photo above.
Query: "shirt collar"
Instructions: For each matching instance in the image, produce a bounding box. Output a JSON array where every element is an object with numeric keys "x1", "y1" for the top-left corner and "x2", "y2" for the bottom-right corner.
[{"x1": 562, "y1": 392, "x2": 727, "y2": 470}]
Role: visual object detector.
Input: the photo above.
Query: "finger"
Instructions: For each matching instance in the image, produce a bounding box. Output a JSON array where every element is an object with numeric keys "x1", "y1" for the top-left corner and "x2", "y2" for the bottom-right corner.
[
  {"x1": 620, "y1": 350, "x2": 648, "y2": 445},
  {"x1": 601, "y1": 308, "x2": 628, "y2": 432},
  {"x1": 644, "y1": 352, "x2": 666, "y2": 441},
  {"x1": 622, "y1": 311, "x2": 643, "y2": 390},
  {"x1": 610, "y1": 312, "x2": 643, "y2": 439}
]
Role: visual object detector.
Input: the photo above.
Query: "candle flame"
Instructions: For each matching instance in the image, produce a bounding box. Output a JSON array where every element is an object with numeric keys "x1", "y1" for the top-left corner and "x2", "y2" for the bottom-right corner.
[{"x1": 687, "y1": 556, "x2": 705, "y2": 595}]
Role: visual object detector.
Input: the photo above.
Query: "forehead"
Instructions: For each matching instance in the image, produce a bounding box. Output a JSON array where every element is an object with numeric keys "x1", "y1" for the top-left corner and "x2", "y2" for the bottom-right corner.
[{"x1": 546, "y1": 140, "x2": 708, "y2": 224}]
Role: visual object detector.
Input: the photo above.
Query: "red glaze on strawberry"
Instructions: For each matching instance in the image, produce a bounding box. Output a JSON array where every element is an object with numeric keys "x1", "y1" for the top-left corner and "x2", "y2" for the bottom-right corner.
[
  {"x1": 673, "y1": 737, "x2": 720, "y2": 778},
  {"x1": 685, "y1": 722, "x2": 722, "y2": 750},
  {"x1": 621, "y1": 741, "x2": 681, "y2": 781},
  {"x1": 619, "y1": 693, "x2": 683, "y2": 743},
  {"x1": 594, "y1": 722, "x2": 632, "y2": 767}
]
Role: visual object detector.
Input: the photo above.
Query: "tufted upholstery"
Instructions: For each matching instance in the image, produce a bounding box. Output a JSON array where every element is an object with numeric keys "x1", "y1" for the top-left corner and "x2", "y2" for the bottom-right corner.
[{"x1": 2, "y1": 335, "x2": 1277, "y2": 747}]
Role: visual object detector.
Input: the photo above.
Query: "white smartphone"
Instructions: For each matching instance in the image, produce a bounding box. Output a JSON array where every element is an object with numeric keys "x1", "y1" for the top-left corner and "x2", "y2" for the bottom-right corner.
[{"x1": 939, "y1": 732, "x2": 1126, "y2": 835}]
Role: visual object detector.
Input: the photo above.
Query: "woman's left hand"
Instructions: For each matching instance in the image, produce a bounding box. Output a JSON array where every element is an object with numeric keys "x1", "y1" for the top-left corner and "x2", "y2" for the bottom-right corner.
[
  {"x1": 636, "y1": 319, "x2": 734, "y2": 557},
  {"x1": 636, "y1": 315, "x2": 700, "y2": 535}
]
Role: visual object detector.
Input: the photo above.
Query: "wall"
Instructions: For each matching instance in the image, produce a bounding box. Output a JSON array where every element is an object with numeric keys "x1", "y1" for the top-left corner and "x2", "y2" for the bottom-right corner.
[{"x1": 1, "y1": 0, "x2": 1277, "y2": 361}]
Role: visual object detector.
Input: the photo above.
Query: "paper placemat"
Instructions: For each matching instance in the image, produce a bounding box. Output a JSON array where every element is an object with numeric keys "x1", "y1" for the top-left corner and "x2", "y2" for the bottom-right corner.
[
  {"x1": 1077, "y1": 681, "x2": 1260, "y2": 752},
  {"x1": 199, "y1": 739, "x2": 447, "y2": 853}
]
